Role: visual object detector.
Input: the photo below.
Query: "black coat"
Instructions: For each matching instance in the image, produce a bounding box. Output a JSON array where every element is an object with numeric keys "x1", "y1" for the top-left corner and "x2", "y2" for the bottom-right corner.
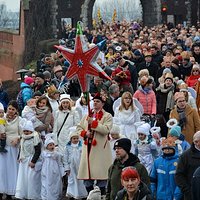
[
  {"x1": 175, "y1": 143, "x2": 200, "y2": 200},
  {"x1": 103, "y1": 96, "x2": 117, "y2": 116},
  {"x1": 192, "y1": 166, "x2": 200, "y2": 200}
]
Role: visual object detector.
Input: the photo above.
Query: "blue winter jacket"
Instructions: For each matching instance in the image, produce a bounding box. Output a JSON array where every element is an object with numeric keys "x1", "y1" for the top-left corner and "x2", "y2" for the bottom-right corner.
[
  {"x1": 20, "y1": 82, "x2": 33, "y2": 105},
  {"x1": 150, "y1": 153, "x2": 182, "y2": 200}
]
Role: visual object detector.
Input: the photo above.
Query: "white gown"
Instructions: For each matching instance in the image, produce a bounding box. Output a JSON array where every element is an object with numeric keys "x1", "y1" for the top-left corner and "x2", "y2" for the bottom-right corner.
[
  {"x1": 64, "y1": 142, "x2": 88, "y2": 199},
  {"x1": 41, "y1": 150, "x2": 64, "y2": 200},
  {"x1": 15, "y1": 132, "x2": 42, "y2": 199},
  {"x1": 0, "y1": 116, "x2": 21, "y2": 196}
]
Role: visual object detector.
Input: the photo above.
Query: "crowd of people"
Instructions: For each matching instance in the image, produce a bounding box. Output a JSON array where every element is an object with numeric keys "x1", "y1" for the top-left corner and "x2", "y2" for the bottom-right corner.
[{"x1": 0, "y1": 20, "x2": 200, "y2": 200}]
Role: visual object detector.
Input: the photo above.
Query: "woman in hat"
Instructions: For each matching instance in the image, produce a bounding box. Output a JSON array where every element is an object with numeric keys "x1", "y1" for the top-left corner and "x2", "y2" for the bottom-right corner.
[
  {"x1": 179, "y1": 83, "x2": 197, "y2": 110},
  {"x1": 170, "y1": 92, "x2": 200, "y2": 144},
  {"x1": 63, "y1": 127, "x2": 88, "y2": 199},
  {"x1": 15, "y1": 121, "x2": 42, "y2": 200},
  {"x1": 115, "y1": 167, "x2": 151, "y2": 200},
  {"x1": 53, "y1": 94, "x2": 80, "y2": 153},
  {"x1": 0, "y1": 100, "x2": 23, "y2": 200}
]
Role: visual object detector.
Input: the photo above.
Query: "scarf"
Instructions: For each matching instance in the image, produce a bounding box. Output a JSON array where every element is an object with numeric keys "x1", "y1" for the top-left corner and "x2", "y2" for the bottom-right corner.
[
  {"x1": 138, "y1": 85, "x2": 151, "y2": 94},
  {"x1": 20, "y1": 131, "x2": 41, "y2": 160},
  {"x1": 176, "y1": 106, "x2": 187, "y2": 129},
  {"x1": 156, "y1": 84, "x2": 175, "y2": 111}
]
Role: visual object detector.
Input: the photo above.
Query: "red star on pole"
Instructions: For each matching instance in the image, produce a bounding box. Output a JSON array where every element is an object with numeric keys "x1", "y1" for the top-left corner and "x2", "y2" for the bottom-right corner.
[{"x1": 55, "y1": 23, "x2": 110, "y2": 92}]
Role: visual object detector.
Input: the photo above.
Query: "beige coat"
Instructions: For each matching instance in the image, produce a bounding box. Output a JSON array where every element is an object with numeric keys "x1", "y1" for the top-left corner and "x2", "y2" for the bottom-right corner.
[
  {"x1": 77, "y1": 110, "x2": 113, "y2": 180},
  {"x1": 170, "y1": 104, "x2": 200, "y2": 144}
]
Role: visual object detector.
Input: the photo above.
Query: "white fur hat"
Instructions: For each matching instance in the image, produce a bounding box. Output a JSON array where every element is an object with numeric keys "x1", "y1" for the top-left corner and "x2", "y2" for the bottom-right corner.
[
  {"x1": 167, "y1": 118, "x2": 178, "y2": 128},
  {"x1": 110, "y1": 124, "x2": 120, "y2": 134},
  {"x1": 44, "y1": 137, "x2": 55, "y2": 148},
  {"x1": 69, "y1": 126, "x2": 79, "y2": 139},
  {"x1": 0, "y1": 103, "x2": 4, "y2": 111},
  {"x1": 60, "y1": 94, "x2": 71, "y2": 103},
  {"x1": 150, "y1": 126, "x2": 161, "y2": 135},
  {"x1": 137, "y1": 123, "x2": 151, "y2": 135},
  {"x1": 22, "y1": 120, "x2": 34, "y2": 132},
  {"x1": 87, "y1": 186, "x2": 101, "y2": 200}
]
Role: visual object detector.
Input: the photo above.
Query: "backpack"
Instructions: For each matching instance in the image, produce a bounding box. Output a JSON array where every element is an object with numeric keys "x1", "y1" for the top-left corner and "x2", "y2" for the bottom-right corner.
[
  {"x1": 16, "y1": 86, "x2": 29, "y2": 112},
  {"x1": 16, "y1": 89, "x2": 25, "y2": 112}
]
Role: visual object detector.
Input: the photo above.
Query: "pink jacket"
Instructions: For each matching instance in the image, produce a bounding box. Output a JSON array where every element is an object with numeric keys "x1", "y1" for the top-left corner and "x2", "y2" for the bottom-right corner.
[{"x1": 133, "y1": 87, "x2": 156, "y2": 115}]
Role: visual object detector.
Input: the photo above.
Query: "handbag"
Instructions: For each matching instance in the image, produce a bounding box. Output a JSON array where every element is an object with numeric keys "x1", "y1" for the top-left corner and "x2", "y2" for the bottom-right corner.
[{"x1": 57, "y1": 113, "x2": 69, "y2": 138}]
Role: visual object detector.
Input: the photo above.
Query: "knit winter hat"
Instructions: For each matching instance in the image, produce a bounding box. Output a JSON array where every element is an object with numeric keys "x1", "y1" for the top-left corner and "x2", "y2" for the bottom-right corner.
[
  {"x1": 33, "y1": 91, "x2": 42, "y2": 98},
  {"x1": 137, "y1": 123, "x2": 151, "y2": 135},
  {"x1": 36, "y1": 72, "x2": 45, "y2": 80},
  {"x1": 169, "y1": 125, "x2": 181, "y2": 137},
  {"x1": 162, "y1": 68, "x2": 171, "y2": 75},
  {"x1": 60, "y1": 94, "x2": 71, "y2": 103},
  {"x1": 164, "y1": 72, "x2": 174, "y2": 82},
  {"x1": 87, "y1": 186, "x2": 101, "y2": 200},
  {"x1": 24, "y1": 77, "x2": 34, "y2": 85},
  {"x1": 0, "y1": 103, "x2": 4, "y2": 111},
  {"x1": 174, "y1": 92, "x2": 185, "y2": 102},
  {"x1": 69, "y1": 126, "x2": 79, "y2": 139},
  {"x1": 44, "y1": 136, "x2": 55, "y2": 148},
  {"x1": 22, "y1": 120, "x2": 34, "y2": 132},
  {"x1": 110, "y1": 124, "x2": 120, "y2": 134},
  {"x1": 114, "y1": 138, "x2": 131, "y2": 153},
  {"x1": 179, "y1": 83, "x2": 188, "y2": 92},
  {"x1": 43, "y1": 71, "x2": 51, "y2": 79}
]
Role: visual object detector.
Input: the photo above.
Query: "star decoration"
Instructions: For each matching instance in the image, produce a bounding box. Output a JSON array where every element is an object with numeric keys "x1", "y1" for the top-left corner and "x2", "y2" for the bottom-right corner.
[{"x1": 55, "y1": 22, "x2": 111, "y2": 92}]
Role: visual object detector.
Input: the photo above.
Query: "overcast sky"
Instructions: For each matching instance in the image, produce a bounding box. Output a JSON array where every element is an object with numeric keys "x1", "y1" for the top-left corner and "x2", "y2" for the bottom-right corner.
[{"x1": 0, "y1": 0, "x2": 20, "y2": 12}]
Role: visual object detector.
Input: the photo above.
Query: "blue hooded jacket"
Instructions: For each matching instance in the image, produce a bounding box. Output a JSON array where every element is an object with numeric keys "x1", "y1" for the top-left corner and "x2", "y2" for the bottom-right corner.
[{"x1": 150, "y1": 151, "x2": 182, "y2": 200}]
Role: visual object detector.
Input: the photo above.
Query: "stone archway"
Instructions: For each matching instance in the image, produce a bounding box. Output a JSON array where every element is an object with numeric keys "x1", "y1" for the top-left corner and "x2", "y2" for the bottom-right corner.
[{"x1": 80, "y1": 0, "x2": 162, "y2": 28}]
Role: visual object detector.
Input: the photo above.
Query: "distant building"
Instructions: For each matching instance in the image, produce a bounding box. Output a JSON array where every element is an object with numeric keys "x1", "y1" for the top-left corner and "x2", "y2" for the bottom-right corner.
[{"x1": 161, "y1": 0, "x2": 199, "y2": 26}]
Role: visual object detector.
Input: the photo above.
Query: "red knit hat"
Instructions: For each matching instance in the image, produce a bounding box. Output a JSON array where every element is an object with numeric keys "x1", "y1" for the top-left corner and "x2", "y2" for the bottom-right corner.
[{"x1": 24, "y1": 77, "x2": 34, "y2": 85}]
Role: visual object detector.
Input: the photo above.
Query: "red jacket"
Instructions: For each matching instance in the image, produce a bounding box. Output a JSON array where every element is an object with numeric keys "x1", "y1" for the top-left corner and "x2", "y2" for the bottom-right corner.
[{"x1": 186, "y1": 75, "x2": 200, "y2": 88}]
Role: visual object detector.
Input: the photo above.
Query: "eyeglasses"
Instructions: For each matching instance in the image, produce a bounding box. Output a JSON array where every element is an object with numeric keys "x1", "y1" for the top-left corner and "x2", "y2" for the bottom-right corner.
[
  {"x1": 192, "y1": 70, "x2": 199, "y2": 72},
  {"x1": 124, "y1": 97, "x2": 132, "y2": 100},
  {"x1": 177, "y1": 100, "x2": 186, "y2": 103}
]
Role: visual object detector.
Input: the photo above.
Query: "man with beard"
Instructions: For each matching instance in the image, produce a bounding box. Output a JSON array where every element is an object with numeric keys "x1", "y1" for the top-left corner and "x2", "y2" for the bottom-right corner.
[
  {"x1": 106, "y1": 138, "x2": 150, "y2": 200},
  {"x1": 156, "y1": 72, "x2": 175, "y2": 137}
]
